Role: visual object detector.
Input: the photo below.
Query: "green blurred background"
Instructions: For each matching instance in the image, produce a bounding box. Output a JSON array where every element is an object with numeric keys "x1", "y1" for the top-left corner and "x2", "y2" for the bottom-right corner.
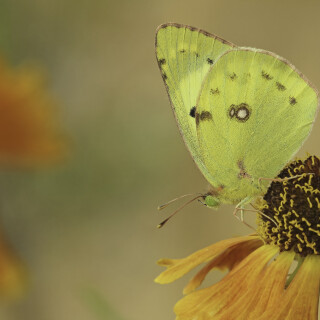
[{"x1": 0, "y1": 0, "x2": 319, "y2": 319}]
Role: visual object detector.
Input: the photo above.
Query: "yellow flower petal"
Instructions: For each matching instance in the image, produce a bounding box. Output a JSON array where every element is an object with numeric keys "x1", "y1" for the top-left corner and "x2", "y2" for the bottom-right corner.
[
  {"x1": 157, "y1": 258, "x2": 177, "y2": 267},
  {"x1": 174, "y1": 245, "x2": 278, "y2": 319},
  {"x1": 259, "y1": 255, "x2": 320, "y2": 320},
  {"x1": 210, "y1": 250, "x2": 295, "y2": 319},
  {"x1": 155, "y1": 235, "x2": 260, "y2": 284},
  {"x1": 247, "y1": 251, "x2": 295, "y2": 319},
  {"x1": 183, "y1": 237, "x2": 262, "y2": 295}
]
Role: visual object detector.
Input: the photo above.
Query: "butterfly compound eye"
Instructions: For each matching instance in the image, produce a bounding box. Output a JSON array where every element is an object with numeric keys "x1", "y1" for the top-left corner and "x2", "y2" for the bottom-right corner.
[{"x1": 204, "y1": 195, "x2": 220, "y2": 208}]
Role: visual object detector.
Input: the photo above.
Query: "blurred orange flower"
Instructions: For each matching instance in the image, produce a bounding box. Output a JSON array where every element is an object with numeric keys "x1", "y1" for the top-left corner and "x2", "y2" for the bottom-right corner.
[
  {"x1": 0, "y1": 231, "x2": 26, "y2": 300},
  {"x1": 0, "y1": 58, "x2": 65, "y2": 166},
  {"x1": 156, "y1": 155, "x2": 320, "y2": 320},
  {"x1": 0, "y1": 57, "x2": 66, "y2": 299}
]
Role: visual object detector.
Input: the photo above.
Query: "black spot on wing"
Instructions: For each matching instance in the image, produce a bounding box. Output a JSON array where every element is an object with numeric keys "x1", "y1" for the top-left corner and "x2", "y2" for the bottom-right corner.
[
  {"x1": 210, "y1": 88, "x2": 220, "y2": 95},
  {"x1": 159, "y1": 58, "x2": 166, "y2": 65},
  {"x1": 237, "y1": 160, "x2": 251, "y2": 179},
  {"x1": 261, "y1": 71, "x2": 273, "y2": 80},
  {"x1": 162, "y1": 73, "x2": 168, "y2": 80},
  {"x1": 195, "y1": 52, "x2": 199, "y2": 57},
  {"x1": 200, "y1": 111, "x2": 212, "y2": 121},
  {"x1": 276, "y1": 82, "x2": 286, "y2": 91},
  {"x1": 180, "y1": 49, "x2": 186, "y2": 53},
  {"x1": 289, "y1": 97, "x2": 297, "y2": 105},
  {"x1": 190, "y1": 106, "x2": 196, "y2": 118},
  {"x1": 229, "y1": 73, "x2": 237, "y2": 80},
  {"x1": 207, "y1": 58, "x2": 213, "y2": 65},
  {"x1": 195, "y1": 111, "x2": 212, "y2": 125}
]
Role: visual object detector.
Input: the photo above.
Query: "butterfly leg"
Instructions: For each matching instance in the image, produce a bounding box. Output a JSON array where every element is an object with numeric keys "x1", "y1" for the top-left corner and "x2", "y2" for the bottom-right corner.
[
  {"x1": 232, "y1": 197, "x2": 256, "y2": 232},
  {"x1": 233, "y1": 206, "x2": 256, "y2": 232},
  {"x1": 258, "y1": 173, "x2": 314, "y2": 190},
  {"x1": 239, "y1": 207, "x2": 278, "y2": 227},
  {"x1": 233, "y1": 197, "x2": 278, "y2": 231}
]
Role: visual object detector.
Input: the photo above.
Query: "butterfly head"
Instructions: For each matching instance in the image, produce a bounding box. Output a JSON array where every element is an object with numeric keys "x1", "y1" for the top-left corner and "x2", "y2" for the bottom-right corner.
[
  {"x1": 203, "y1": 194, "x2": 220, "y2": 209},
  {"x1": 157, "y1": 192, "x2": 221, "y2": 228}
]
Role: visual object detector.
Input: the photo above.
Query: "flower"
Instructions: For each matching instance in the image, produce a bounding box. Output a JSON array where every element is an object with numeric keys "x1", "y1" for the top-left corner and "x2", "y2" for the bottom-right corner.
[
  {"x1": 155, "y1": 155, "x2": 320, "y2": 320},
  {"x1": 0, "y1": 57, "x2": 66, "y2": 299},
  {"x1": 0, "y1": 230, "x2": 26, "y2": 300},
  {"x1": 0, "y1": 58, "x2": 65, "y2": 166}
]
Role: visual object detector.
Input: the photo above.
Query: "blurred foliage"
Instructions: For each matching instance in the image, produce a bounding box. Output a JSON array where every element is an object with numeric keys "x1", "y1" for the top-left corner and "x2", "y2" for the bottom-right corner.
[{"x1": 82, "y1": 288, "x2": 126, "y2": 320}]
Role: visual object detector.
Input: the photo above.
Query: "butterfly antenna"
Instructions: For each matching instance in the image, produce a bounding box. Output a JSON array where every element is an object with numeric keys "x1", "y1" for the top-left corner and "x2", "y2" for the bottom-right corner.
[
  {"x1": 157, "y1": 195, "x2": 203, "y2": 228},
  {"x1": 157, "y1": 193, "x2": 201, "y2": 210}
]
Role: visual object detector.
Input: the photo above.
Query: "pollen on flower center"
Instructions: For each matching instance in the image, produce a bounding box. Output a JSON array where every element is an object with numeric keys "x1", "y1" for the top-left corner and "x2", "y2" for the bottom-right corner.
[{"x1": 258, "y1": 155, "x2": 320, "y2": 256}]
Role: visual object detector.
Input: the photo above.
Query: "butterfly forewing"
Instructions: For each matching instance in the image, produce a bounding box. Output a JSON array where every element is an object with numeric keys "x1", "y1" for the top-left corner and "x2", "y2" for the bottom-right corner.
[
  {"x1": 155, "y1": 23, "x2": 235, "y2": 180},
  {"x1": 196, "y1": 48, "x2": 319, "y2": 202}
]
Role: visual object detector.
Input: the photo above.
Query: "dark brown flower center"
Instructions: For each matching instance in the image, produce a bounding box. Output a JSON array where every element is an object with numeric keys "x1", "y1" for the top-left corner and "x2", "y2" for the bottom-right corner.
[{"x1": 258, "y1": 155, "x2": 320, "y2": 257}]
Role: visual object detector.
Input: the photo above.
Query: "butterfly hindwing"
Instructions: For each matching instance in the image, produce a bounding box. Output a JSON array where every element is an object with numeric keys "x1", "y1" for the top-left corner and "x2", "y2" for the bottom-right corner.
[
  {"x1": 196, "y1": 48, "x2": 319, "y2": 202},
  {"x1": 155, "y1": 23, "x2": 235, "y2": 180}
]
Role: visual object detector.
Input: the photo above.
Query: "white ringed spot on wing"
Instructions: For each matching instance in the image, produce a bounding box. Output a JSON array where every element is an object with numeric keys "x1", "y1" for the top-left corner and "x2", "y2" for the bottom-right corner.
[{"x1": 228, "y1": 103, "x2": 251, "y2": 122}]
